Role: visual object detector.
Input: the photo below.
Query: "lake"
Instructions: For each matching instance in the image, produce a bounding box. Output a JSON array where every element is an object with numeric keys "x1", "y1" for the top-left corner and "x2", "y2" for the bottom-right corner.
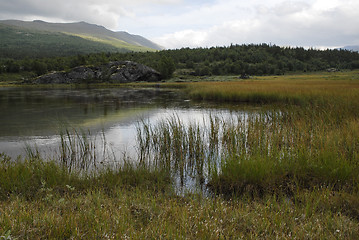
[{"x1": 0, "y1": 87, "x2": 250, "y2": 163}]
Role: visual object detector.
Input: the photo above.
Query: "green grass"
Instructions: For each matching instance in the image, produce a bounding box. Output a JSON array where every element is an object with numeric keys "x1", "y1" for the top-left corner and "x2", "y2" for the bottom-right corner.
[
  {"x1": 171, "y1": 70, "x2": 359, "y2": 106},
  {"x1": 1, "y1": 153, "x2": 358, "y2": 239},
  {"x1": 0, "y1": 152, "x2": 171, "y2": 201},
  {"x1": 136, "y1": 107, "x2": 359, "y2": 196},
  {"x1": 0, "y1": 72, "x2": 35, "y2": 84},
  {"x1": 70, "y1": 33, "x2": 156, "y2": 53}
]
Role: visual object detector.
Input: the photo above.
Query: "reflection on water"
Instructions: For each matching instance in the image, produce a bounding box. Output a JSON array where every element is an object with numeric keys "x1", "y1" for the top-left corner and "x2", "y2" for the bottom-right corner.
[
  {"x1": 0, "y1": 87, "x2": 182, "y2": 157},
  {"x1": 0, "y1": 87, "x2": 249, "y2": 160},
  {"x1": 0, "y1": 87, "x2": 255, "y2": 194},
  {"x1": 0, "y1": 87, "x2": 181, "y2": 136}
]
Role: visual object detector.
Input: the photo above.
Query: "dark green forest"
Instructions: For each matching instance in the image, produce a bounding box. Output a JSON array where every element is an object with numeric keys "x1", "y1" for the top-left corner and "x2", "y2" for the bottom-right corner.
[{"x1": 1, "y1": 43, "x2": 359, "y2": 79}]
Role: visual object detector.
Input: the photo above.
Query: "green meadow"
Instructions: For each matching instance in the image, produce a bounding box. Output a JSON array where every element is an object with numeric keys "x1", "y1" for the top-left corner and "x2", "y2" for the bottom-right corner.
[{"x1": 1, "y1": 71, "x2": 359, "y2": 239}]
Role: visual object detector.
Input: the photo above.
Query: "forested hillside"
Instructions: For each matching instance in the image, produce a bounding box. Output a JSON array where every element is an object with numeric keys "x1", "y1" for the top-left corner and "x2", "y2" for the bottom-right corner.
[
  {"x1": 1, "y1": 44, "x2": 359, "y2": 78},
  {"x1": 0, "y1": 24, "x2": 123, "y2": 59},
  {"x1": 0, "y1": 20, "x2": 161, "y2": 59},
  {"x1": 0, "y1": 20, "x2": 162, "y2": 51}
]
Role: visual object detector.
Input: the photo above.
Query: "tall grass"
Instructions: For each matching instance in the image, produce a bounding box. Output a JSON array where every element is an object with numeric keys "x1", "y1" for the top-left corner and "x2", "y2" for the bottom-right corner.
[
  {"x1": 183, "y1": 71, "x2": 359, "y2": 109},
  {"x1": 57, "y1": 126, "x2": 118, "y2": 173},
  {"x1": 135, "y1": 104, "x2": 359, "y2": 197},
  {"x1": 136, "y1": 115, "x2": 221, "y2": 187},
  {"x1": 0, "y1": 124, "x2": 172, "y2": 201},
  {"x1": 0, "y1": 154, "x2": 171, "y2": 202}
]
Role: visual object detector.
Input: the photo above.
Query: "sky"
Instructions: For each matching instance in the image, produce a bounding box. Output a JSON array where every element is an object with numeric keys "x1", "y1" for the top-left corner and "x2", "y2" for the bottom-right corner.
[{"x1": 0, "y1": 0, "x2": 359, "y2": 49}]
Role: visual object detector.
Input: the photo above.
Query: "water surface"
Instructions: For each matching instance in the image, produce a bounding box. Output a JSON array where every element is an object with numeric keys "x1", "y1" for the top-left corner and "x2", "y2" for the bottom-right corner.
[{"x1": 0, "y1": 87, "x2": 248, "y2": 161}]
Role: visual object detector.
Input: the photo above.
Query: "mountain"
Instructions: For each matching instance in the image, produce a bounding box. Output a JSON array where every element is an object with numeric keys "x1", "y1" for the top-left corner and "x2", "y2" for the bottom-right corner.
[
  {"x1": 0, "y1": 20, "x2": 163, "y2": 59},
  {"x1": 338, "y1": 45, "x2": 359, "y2": 52}
]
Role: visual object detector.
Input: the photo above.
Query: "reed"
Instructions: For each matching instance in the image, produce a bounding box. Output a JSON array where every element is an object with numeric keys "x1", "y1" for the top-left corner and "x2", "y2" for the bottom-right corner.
[
  {"x1": 134, "y1": 104, "x2": 359, "y2": 197},
  {"x1": 212, "y1": 108, "x2": 359, "y2": 195},
  {"x1": 58, "y1": 126, "x2": 115, "y2": 173},
  {"x1": 183, "y1": 71, "x2": 359, "y2": 109}
]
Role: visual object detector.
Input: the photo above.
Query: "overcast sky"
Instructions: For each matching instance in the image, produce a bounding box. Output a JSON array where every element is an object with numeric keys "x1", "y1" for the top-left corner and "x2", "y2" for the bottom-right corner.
[{"x1": 1, "y1": 0, "x2": 358, "y2": 49}]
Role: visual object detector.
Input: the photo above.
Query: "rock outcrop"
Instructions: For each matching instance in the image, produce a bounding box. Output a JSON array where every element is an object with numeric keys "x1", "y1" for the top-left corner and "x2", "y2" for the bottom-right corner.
[{"x1": 35, "y1": 61, "x2": 162, "y2": 84}]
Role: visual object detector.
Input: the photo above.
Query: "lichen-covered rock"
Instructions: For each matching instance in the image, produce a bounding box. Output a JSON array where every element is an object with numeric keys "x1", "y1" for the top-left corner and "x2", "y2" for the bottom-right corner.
[
  {"x1": 66, "y1": 66, "x2": 95, "y2": 80},
  {"x1": 34, "y1": 61, "x2": 162, "y2": 84},
  {"x1": 108, "y1": 61, "x2": 161, "y2": 83}
]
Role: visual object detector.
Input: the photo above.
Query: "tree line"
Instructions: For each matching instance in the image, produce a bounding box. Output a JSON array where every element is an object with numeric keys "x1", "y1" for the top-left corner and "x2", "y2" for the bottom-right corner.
[{"x1": 1, "y1": 43, "x2": 359, "y2": 79}]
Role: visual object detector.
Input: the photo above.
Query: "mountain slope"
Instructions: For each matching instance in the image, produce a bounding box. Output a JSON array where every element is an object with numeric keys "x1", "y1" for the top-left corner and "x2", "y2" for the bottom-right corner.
[
  {"x1": 0, "y1": 24, "x2": 121, "y2": 58},
  {"x1": 341, "y1": 45, "x2": 359, "y2": 52},
  {"x1": 0, "y1": 20, "x2": 162, "y2": 59}
]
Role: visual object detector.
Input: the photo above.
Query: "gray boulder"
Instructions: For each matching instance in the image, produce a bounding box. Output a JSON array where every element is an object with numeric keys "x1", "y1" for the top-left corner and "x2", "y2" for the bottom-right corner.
[
  {"x1": 35, "y1": 61, "x2": 162, "y2": 84},
  {"x1": 108, "y1": 61, "x2": 161, "y2": 83}
]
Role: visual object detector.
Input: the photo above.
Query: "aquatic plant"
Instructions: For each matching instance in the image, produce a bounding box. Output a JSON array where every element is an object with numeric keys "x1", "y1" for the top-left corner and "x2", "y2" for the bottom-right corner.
[
  {"x1": 135, "y1": 104, "x2": 359, "y2": 197},
  {"x1": 58, "y1": 126, "x2": 115, "y2": 173}
]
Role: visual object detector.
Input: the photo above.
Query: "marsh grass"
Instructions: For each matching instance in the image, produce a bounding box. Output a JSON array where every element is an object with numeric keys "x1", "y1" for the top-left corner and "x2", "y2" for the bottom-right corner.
[
  {"x1": 183, "y1": 71, "x2": 359, "y2": 108},
  {"x1": 59, "y1": 127, "x2": 98, "y2": 172},
  {"x1": 212, "y1": 107, "x2": 359, "y2": 194},
  {"x1": 1, "y1": 71, "x2": 359, "y2": 238},
  {"x1": 136, "y1": 115, "x2": 222, "y2": 187},
  {"x1": 0, "y1": 181, "x2": 358, "y2": 239},
  {"x1": 0, "y1": 154, "x2": 171, "y2": 202},
  {"x1": 0, "y1": 125, "x2": 171, "y2": 202},
  {"x1": 135, "y1": 107, "x2": 359, "y2": 197},
  {"x1": 58, "y1": 126, "x2": 117, "y2": 173},
  {"x1": 0, "y1": 118, "x2": 358, "y2": 238}
]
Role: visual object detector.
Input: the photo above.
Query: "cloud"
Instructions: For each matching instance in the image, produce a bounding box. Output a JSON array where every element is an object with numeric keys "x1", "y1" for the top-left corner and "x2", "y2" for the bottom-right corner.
[
  {"x1": 0, "y1": 0, "x2": 181, "y2": 30},
  {"x1": 154, "y1": 0, "x2": 359, "y2": 49},
  {"x1": 0, "y1": 0, "x2": 358, "y2": 49},
  {"x1": 267, "y1": 1, "x2": 311, "y2": 16}
]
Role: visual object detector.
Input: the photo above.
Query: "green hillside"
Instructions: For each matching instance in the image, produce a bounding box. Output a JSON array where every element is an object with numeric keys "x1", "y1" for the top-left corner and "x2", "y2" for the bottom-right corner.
[{"x1": 0, "y1": 20, "x2": 161, "y2": 59}]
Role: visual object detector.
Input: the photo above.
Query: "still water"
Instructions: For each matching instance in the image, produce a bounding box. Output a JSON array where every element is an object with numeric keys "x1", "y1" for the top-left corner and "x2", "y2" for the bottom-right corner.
[{"x1": 0, "y1": 87, "x2": 246, "y2": 161}]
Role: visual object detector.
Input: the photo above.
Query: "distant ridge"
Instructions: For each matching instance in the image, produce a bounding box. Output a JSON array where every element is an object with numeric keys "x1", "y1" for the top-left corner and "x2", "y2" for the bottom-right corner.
[
  {"x1": 0, "y1": 19, "x2": 163, "y2": 58},
  {"x1": 338, "y1": 45, "x2": 359, "y2": 52},
  {"x1": 0, "y1": 20, "x2": 163, "y2": 50}
]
